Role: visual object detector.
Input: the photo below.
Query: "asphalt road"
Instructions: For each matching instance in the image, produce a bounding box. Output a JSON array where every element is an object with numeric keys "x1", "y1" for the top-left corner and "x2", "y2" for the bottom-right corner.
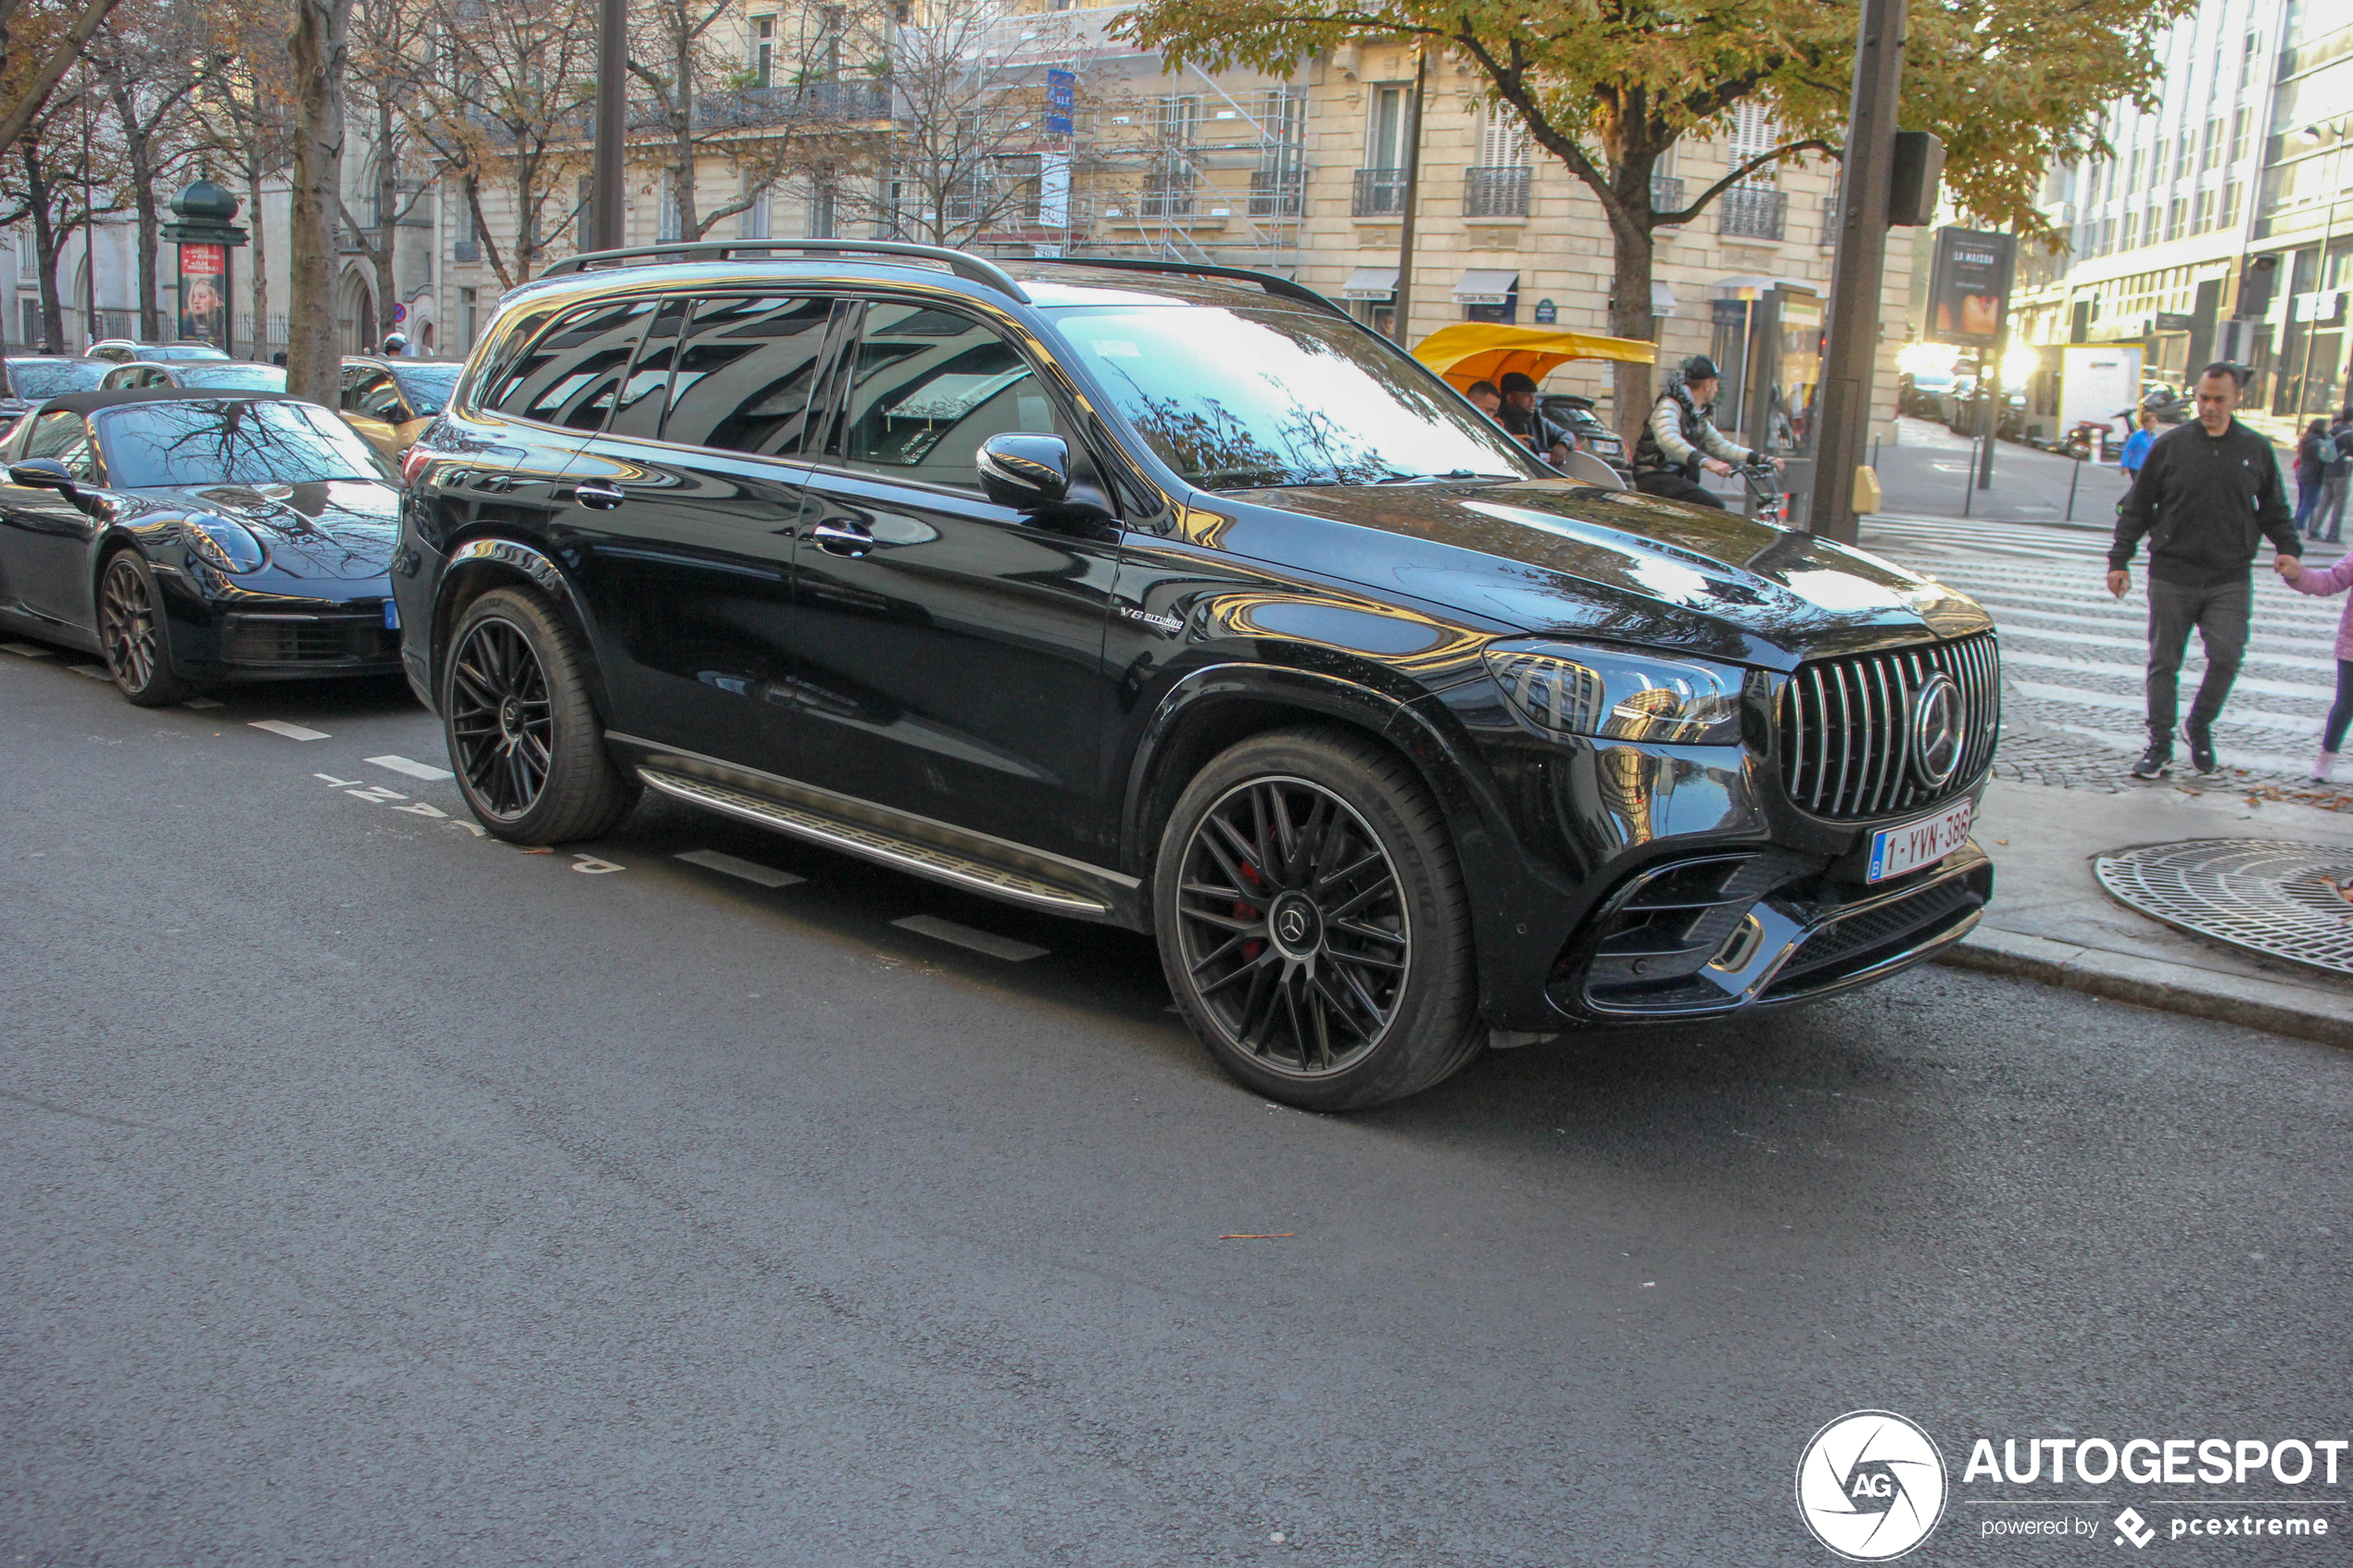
[{"x1": 5, "y1": 645, "x2": 2349, "y2": 1566}]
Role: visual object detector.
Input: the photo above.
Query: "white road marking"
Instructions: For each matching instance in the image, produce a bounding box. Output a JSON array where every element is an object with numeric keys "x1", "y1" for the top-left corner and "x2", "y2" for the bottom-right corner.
[
  {"x1": 447, "y1": 821, "x2": 487, "y2": 837},
  {"x1": 181, "y1": 696, "x2": 224, "y2": 709},
  {"x1": 250, "y1": 720, "x2": 329, "y2": 741},
  {"x1": 675, "y1": 848, "x2": 806, "y2": 888},
  {"x1": 391, "y1": 801, "x2": 448, "y2": 819},
  {"x1": 344, "y1": 785, "x2": 407, "y2": 802},
  {"x1": 313, "y1": 773, "x2": 365, "y2": 786},
  {"x1": 572, "y1": 854, "x2": 624, "y2": 874},
  {"x1": 0, "y1": 642, "x2": 53, "y2": 658},
  {"x1": 367, "y1": 753, "x2": 456, "y2": 781},
  {"x1": 69, "y1": 664, "x2": 108, "y2": 680},
  {"x1": 891, "y1": 914, "x2": 1048, "y2": 962}
]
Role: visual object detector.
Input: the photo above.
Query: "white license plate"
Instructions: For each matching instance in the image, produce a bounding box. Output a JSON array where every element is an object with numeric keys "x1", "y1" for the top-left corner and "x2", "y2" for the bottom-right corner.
[{"x1": 1867, "y1": 800, "x2": 1973, "y2": 884}]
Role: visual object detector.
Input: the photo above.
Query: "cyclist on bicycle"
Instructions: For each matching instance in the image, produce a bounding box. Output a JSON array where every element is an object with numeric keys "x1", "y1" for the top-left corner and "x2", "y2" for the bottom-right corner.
[{"x1": 1630, "y1": 355, "x2": 1779, "y2": 509}]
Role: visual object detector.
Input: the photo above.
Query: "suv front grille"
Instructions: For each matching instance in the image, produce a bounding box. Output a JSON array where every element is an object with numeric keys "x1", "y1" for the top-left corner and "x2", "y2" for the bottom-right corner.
[{"x1": 1779, "y1": 633, "x2": 1999, "y2": 820}]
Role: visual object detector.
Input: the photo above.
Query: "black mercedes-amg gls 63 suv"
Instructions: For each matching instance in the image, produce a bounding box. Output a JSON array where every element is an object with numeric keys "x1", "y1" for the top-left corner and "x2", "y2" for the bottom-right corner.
[{"x1": 393, "y1": 242, "x2": 1997, "y2": 1109}]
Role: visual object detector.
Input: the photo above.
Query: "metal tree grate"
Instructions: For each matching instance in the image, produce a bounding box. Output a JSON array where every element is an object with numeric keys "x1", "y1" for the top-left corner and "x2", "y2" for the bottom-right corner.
[{"x1": 2094, "y1": 840, "x2": 2353, "y2": 978}]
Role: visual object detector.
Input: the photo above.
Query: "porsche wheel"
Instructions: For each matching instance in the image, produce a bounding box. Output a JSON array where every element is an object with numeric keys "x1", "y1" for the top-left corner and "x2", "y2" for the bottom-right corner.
[
  {"x1": 441, "y1": 587, "x2": 635, "y2": 843},
  {"x1": 97, "y1": 551, "x2": 187, "y2": 708},
  {"x1": 1154, "y1": 728, "x2": 1484, "y2": 1110}
]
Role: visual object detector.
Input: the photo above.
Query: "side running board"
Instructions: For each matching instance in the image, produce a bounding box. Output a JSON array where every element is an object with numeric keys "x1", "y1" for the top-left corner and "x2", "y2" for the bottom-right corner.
[{"x1": 636, "y1": 767, "x2": 1114, "y2": 919}]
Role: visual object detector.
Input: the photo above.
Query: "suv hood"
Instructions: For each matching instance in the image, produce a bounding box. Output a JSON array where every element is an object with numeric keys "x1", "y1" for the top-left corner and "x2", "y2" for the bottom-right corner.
[
  {"x1": 135, "y1": 479, "x2": 399, "y2": 581},
  {"x1": 1207, "y1": 477, "x2": 1989, "y2": 669}
]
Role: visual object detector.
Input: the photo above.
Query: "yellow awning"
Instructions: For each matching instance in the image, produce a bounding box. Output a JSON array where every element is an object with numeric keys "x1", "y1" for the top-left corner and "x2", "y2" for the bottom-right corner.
[{"x1": 1410, "y1": 322, "x2": 1657, "y2": 392}]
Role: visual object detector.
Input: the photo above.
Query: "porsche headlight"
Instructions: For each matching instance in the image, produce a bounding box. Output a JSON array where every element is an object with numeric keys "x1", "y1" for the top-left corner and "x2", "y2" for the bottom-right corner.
[
  {"x1": 181, "y1": 513, "x2": 266, "y2": 574},
  {"x1": 1484, "y1": 641, "x2": 1744, "y2": 746}
]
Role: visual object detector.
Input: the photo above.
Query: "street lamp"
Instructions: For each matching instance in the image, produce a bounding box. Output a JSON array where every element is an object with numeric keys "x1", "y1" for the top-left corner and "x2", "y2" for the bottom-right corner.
[{"x1": 2285, "y1": 116, "x2": 2349, "y2": 419}]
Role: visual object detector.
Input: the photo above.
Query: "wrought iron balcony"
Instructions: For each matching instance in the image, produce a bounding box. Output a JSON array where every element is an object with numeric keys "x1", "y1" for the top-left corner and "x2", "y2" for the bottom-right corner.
[
  {"x1": 1718, "y1": 185, "x2": 1788, "y2": 241},
  {"x1": 1463, "y1": 165, "x2": 1529, "y2": 218},
  {"x1": 1352, "y1": 167, "x2": 1406, "y2": 218},
  {"x1": 452, "y1": 240, "x2": 481, "y2": 263}
]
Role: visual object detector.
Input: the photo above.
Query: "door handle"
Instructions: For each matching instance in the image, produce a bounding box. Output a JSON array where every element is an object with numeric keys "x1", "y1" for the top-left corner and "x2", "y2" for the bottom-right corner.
[
  {"x1": 809, "y1": 518, "x2": 873, "y2": 557},
  {"x1": 573, "y1": 482, "x2": 625, "y2": 510}
]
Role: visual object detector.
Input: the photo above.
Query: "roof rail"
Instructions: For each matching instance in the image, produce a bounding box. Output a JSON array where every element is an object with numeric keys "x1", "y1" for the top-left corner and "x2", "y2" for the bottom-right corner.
[
  {"x1": 537, "y1": 239, "x2": 1031, "y2": 302},
  {"x1": 1034, "y1": 257, "x2": 1346, "y2": 319}
]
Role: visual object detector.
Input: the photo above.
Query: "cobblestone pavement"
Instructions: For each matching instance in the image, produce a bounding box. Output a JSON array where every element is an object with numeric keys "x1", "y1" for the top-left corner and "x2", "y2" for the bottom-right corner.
[{"x1": 1853, "y1": 513, "x2": 2353, "y2": 813}]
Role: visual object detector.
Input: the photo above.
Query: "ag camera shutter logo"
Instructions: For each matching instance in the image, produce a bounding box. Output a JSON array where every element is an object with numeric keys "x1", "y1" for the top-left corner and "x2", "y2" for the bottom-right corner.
[{"x1": 1795, "y1": 1410, "x2": 1949, "y2": 1561}]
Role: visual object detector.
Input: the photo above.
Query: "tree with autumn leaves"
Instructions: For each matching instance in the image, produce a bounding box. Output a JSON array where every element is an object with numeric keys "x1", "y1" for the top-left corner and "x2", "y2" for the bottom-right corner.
[{"x1": 1117, "y1": 0, "x2": 2196, "y2": 435}]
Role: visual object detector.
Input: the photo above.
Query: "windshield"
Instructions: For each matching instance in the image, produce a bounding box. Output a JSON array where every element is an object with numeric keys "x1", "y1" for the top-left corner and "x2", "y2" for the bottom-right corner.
[
  {"x1": 96, "y1": 399, "x2": 396, "y2": 487},
  {"x1": 1043, "y1": 304, "x2": 1538, "y2": 491},
  {"x1": 176, "y1": 364, "x2": 289, "y2": 392},
  {"x1": 148, "y1": 345, "x2": 232, "y2": 361},
  {"x1": 7, "y1": 359, "x2": 110, "y2": 398},
  {"x1": 391, "y1": 363, "x2": 461, "y2": 417}
]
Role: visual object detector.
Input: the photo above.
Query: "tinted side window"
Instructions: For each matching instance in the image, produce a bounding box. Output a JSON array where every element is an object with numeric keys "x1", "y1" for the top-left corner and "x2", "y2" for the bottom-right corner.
[
  {"x1": 837, "y1": 304, "x2": 1051, "y2": 493},
  {"x1": 608, "y1": 296, "x2": 689, "y2": 441},
  {"x1": 355, "y1": 374, "x2": 408, "y2": 421},
  {"x1": 24, "y1": 410, "x2": 96, "y2": 482},
  {"x1": 485, "y1": 298, "x2": 657, "y2": 431},
  {"x1": 660, "y1": 295, "x2": 832, "y2": 457}
]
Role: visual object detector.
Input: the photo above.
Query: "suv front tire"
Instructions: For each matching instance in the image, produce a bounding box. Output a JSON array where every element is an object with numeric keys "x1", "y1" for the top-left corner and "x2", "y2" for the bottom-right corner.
[{"x1": 1154, "y1": 728, "x2": 1485, "y2": 1110}]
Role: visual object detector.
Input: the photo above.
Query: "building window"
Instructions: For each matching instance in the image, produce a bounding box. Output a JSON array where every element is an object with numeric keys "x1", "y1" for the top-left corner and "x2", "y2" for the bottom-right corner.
[
  {"x1": 2165, "y1": 198, "x2": 2184, "y2": 242},
  {"x1": 2221, "y1": 182, "x2": 2241, "y2": 227},
  {"x1": 752, "y1": 15, "x2": 775, "y2": 89},
  {"x1": 2200, "y1": 118, "x2": 2221, "y2": 171},
  {"x1": 1728, "y1": 101, "x2": 1780, "y2": 188},
  {"x1": 810, "y1": 172, "x2": 835, "y2": 238},
  {"x1": 2174, "y1": 128, "x2": 2194, "y2": 182},
  {"x1": 1366, "y1": 82, "x2": 1412, "y2": 174},
  {"x1": 659, "y1": 169, "x2": 684, "y2": 243},
  {"x1": 740, "y1": 179, "x2": 772, "y2": 240},
  {"x1": 459, "y1": 286, "x2": 479, "y2": 351},
  {"x1": 14, "y1": 231, "x2": 33, "y2": 280},
  {"x1": 2127, "y1": 146, "x2": 2143, "y2": 193}
]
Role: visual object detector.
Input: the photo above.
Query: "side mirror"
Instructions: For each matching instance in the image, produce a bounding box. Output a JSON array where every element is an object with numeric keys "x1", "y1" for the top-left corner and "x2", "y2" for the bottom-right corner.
[
  {"x1": 976, "y1": 433, "x2": 1072, "y2": 513},
  {"x1": 9, "y1": 458, "x2": 76, "y2": 495}
]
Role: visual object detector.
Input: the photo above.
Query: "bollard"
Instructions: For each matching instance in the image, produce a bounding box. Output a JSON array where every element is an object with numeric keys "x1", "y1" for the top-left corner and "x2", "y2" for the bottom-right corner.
[
  {"x1": 1962, "y1": 436, "x2": 1978, "y2": 519},
  {"x1": 2065, "y1": 450, "x2": 2082, "y2": 522}
]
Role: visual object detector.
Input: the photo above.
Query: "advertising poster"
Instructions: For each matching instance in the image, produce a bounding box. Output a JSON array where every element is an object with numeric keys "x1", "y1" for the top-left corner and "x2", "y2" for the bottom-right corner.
[
  {"x1": 177, "y1": 242, "x2": 227, "y2": 345},
  {"x1": 1927, "y1": 226, "x2": 2015, "y2": 345}
]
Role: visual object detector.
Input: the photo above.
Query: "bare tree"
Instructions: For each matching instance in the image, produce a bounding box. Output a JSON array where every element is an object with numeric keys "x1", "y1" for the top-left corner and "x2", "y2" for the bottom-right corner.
[
  {"x1": 196, "y1": 0, "x2": 297, "y2": 357},
  {"x1": 284, "y1": 0, "x2": 349, "y2": 397},
  {"x1": 630, "y1": 0, "x2": 886, "y2": 243},
  {"x1": 0, "y1": 0, "x2": 134, "y2": 166},
  {"x1": 331, "y1": 0, "x2": 433, "y2": 349},
  {"x1": 93, "y1": 0, "x2": 225, "y2": 339},
  {"x1": 834, "y1": 0, "x2": 1057, "y2": 248},
  {"x1": 406, "y1": 0, "x2": 597, "y2": 291},
  {"x1": 1, "y1": 80, "x2": 128, "y2": 349}
]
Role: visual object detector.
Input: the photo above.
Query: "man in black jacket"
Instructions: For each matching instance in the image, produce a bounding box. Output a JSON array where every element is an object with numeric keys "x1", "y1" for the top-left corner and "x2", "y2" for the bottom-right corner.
[{"x1": 2108, "y1": 361, "x2": 2300, "y2": 777}]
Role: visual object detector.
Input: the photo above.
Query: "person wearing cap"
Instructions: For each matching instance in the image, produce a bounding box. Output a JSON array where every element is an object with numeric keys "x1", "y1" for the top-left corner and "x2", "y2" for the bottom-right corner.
[
  {"x1": 1630, "y1": 355, "x2": 1774, "y2": 509},
  {"x1": 1495, "y1": 372, "x2": 1573, "y2": 467},
  {"x1": 381, "y1": 331, "x2": 409, "y2": 358}
]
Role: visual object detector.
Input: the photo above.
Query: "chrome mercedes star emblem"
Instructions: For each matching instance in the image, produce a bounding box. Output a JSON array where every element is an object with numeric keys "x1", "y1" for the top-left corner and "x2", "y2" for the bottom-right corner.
[{"x1": 1909, "y1": 671, "x2": 1965, "y2": 788}]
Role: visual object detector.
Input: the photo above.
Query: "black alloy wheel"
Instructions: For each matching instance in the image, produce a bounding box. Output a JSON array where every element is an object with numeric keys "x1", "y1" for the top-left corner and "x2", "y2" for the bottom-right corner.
[
  {"x1": 441, "y1": 586, "x2": 636, "y2": 842},
  {"x1": 97, "y1": 551, "x2": 187, "y2": 707},
  {"x1": 1155, "y1": 728, "x2": 1484, "y2": 1110}
]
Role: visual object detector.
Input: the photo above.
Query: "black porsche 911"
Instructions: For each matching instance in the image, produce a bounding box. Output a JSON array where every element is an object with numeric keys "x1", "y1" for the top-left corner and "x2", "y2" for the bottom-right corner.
[{"x1": 0, "y1": 387, "x2": 404, "y2": 705}]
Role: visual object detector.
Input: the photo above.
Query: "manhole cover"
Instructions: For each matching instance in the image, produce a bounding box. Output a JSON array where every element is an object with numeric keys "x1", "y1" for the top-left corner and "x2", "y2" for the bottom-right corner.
[{"x1": 2094, "y1": 840, "x2": 2353, "y2": 978}]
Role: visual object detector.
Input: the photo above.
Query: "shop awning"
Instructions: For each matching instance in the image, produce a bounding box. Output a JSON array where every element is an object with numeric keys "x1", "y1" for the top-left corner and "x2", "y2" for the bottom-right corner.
[
  {"x1": 1340, "y1": 266, "x2": 1399, "y2": 300},
  {"x1": 1409, "y1": 323, "x2": 1658, "y2": 391},
  {"x1": 1452, "y1": 269, "x2": 1520, "y2": 305}
]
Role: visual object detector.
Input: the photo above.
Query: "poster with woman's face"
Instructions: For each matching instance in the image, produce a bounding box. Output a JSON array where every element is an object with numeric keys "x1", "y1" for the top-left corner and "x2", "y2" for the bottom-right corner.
[{"x1": 178, "y1": 245, "x2": 226, "y2": 345}]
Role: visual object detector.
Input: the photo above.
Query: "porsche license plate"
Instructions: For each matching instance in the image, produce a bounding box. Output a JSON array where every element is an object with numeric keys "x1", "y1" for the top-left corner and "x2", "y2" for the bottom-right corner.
[{"x1": 1867, "y1": 800, "x2": 1973, "y2": 884}]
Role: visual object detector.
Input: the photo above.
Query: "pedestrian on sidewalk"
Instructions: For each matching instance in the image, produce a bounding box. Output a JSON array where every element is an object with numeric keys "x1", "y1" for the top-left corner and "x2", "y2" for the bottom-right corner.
[
  {"x1": 2294, "y1": 419, "x2": 2331, "y2": 534},
  {"x1": 2120, "y1": 408, "x2": 2158, "y2": 479},
  {"x1": 2107, "y1": 361, "x2": 2301, "y2": 779},
  {"x1": 2272, "y1": 552, "x2": 2353, "y2": 782},
  {"x1": 2320, "y1": 407, "x2": 2351, "y2": 545}
]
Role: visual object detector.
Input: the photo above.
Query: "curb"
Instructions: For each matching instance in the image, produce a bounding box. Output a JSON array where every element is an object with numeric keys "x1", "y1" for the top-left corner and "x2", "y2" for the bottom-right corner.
[{"x1": 1935, "y1": 926, "x2": 2353, "y2": 1048}]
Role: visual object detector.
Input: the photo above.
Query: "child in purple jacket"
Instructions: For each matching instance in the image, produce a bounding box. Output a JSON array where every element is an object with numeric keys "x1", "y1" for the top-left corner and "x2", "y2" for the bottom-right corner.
[{"x1": 2279, "y1": 552, "x2": 2353, "y2": 781}]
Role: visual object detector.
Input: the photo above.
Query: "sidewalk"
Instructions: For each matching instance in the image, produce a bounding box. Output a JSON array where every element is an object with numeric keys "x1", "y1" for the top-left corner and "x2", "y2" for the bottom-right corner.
[
  {"x1": 1940, "y1": 776, "x2": 2353, "y2": 1047},
  {"x1": 1862, "y1": 416, "x2": 2311, "y2": 528}
]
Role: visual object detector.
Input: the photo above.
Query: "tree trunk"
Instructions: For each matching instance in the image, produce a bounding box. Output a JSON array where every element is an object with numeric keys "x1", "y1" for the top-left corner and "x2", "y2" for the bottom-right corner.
[
  {"x1": 286, "y1": 0, "x2": 350, "y2": 400},
  {"x1": 245, "y1": 157, "x2": 269, "y2": 359},
  {"x1": 1604, "y1": 155, "x2": 1660, "y2": 445},
  {"x1": 673, "y1": 31, "x2": 697, "y2": 239},
  {"x1": 25, "y1": 152, "x2": 62, "y2": 352},
  {"x1": 371, "y1": 94, "x2": 396, "y2": 349},
  {"x1": 132, "y1": 140, "x2": 161, "y2": 341}
]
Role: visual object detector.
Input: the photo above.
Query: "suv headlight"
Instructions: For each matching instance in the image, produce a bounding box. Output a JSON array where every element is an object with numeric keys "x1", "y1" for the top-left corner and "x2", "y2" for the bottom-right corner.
[
  {"x1": 1483, "y1": 641, "x2": 1744, "y2": 746},
  {"x1": 181, "y1": 512, "x2": 267, "y2": 574}
]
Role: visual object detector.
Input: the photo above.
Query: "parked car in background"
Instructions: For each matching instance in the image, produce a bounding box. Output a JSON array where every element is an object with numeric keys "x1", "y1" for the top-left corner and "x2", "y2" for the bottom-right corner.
[
  {"x1": 1897, "y1": 366, "x2": 1956, "y2": 417},
  {"x1": 1538, "y1": 393, "x2": 1628, "y2": 473},
  {"x1": 86, "y1": 340, "x2": 233, "y2": 365},
  {"x1": 395, "y1": 242, "x2": 1999, "y2": 1110},
  {"x1": 0, "y1": 388, "x2": 403, "y2": 706},
  {"x1": 337, "y1": 356, "x2": 464, "y2": 460},
  {"x1": 100, "y1": 360, "x2": 289, "y2": 393},
  {"x1": 0, "y1": 355, "x2": 113, "y2": 420}
]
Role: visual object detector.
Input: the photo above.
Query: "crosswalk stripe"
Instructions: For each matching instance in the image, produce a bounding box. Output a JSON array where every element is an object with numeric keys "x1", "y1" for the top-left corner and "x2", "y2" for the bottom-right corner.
[
  {"x1": 2010, "y1": 681, "x2": 2323, "y2": 737},
  {"x1": 2000, "y1": 648, "x2": 2332, "y2": 704}
]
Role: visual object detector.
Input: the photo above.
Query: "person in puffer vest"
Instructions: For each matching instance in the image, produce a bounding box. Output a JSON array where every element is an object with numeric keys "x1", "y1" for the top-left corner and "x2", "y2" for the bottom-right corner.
[{"x1": 1629, "y1": 355, "x2": 1772, "y2": 509}]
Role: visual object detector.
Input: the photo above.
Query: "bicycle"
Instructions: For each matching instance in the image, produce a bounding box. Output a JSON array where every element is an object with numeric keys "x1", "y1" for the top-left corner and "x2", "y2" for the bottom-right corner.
[{"x1": 1730, "y1": 461, "x2": 1788, "y2": 526}]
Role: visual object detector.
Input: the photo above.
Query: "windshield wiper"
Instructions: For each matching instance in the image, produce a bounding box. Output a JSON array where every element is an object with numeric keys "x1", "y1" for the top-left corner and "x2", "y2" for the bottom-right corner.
[{"x1": 1374, "y1": 469, "x2": 1512, "y2": 483}]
